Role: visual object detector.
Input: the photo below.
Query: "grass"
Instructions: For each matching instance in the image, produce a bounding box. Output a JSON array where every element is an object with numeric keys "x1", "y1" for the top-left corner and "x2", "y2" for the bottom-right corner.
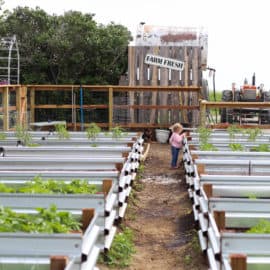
[{"x1": 99, "y1": 226, "x2": 135, "y2": 268}]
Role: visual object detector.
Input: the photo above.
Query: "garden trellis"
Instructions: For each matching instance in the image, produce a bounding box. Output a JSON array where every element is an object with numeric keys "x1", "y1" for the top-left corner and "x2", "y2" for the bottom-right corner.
[{"x1": 0, "y1": 35, "x2": 20, "y2": 85}]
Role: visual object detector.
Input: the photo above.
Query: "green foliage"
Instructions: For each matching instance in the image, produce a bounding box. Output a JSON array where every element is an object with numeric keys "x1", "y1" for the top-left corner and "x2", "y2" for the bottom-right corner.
[
  {"x1": 244, "y1": 128, "x2": 262, "y2": 141},
  {"x1": 199, "y1": 143, "x2": 218, "y2": 151},
  {"x1": 99, "y1": 226, "x2": 135, "y2": 268},
  {"x1": 209, "y1": 91, "x2": 222, "y2": 101},
  {"x1": 110, "y1": 126, "x2": 126, "y2": 139},
  {"x1": 0, "y1": 175, "x2": 98, "y2": 194},
  {"x1": 229, "y1": 143, "x2": 244, "y2": 151},
  {"x1": 227, "y1": 124, "x2": 243, "y2": 140},
  {"x1": 197, "y1": 126, "x2": 212, "y2": 145},
  {"x1": 86, "y1": 123, "x2": 101, "y2": 141},
  {"x1": 0, "y1": 7, "x2": 132, "y2": 84},
  {"x1": 251, "y1": 144, "x2": 270, "y2": 152},
  {"x1": 247, "y1": 219, "x2": 270, "y2": 234},
  {"x1": 0, "y1": 132, "x2": 6, "y2": 140},
  {"x1": 55, "y1": 123, "x2": 70, "y2": 139},
  {"x1": 0, "y1": 204, "x2": 81, "y2": 233},
  {"x1": 15, "y1": 124, "x2": 33, "y2": 146}
]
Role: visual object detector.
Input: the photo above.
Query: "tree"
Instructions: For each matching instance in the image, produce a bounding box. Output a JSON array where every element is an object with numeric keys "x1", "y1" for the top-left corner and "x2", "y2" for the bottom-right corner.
[{"x1": 0, "y1": 6, "x2": 132, "y2": 84}]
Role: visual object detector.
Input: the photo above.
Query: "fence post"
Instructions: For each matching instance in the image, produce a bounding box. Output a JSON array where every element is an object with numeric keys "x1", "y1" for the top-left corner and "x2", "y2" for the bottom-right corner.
[
  {"x1": 230, "y1": 254, "x2": 247, "y2": 270},
  {"x1": 3, "y1": 86, "x2": 9, "y2": 131},
  {"x1": 30, "y1": 87, "x2": 35, "y2": 124},
  {"x1": 108, "y1": 87, "x2": 113, "y2": 129},
  {"x1": 16, "y1": 85, "x2": 27, "y2": 127},
  {"x1": 199, "y1": 99, "x2": 207, "y2": 126},
  {"x1": 50, "y1": 256, "x2": 68, "y2": 270}
]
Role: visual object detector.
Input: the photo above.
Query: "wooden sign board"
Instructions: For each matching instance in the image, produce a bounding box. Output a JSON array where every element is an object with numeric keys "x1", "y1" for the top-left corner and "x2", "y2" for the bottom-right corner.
[{"x1": 144, "y1": 54, "x2": 184, "y2": 71}]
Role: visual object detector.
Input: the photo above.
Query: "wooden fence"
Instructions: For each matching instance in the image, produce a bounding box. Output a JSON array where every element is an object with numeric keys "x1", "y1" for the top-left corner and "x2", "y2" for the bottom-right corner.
[
  {"x1": 0, "y1": 85, "x2": 201, "y2": 131},
  {"x1": 2, "y1": 86, "x2": 270, "y2": 131},
  {"x1": 128, "y1": 46, "x2": 204, "y2": 124}
]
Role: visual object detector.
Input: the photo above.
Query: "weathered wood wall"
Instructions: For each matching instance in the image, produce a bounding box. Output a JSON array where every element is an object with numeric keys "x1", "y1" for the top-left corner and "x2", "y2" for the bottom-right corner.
[{"x1": 128, "y1": 45, "x2": 203, "y2": 126}]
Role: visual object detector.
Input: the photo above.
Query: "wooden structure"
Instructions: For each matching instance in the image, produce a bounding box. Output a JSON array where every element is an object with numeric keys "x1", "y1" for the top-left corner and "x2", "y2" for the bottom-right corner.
[
  {"x1": 0, "y1": 84, "x2": 201, "y2": 131},
  {"x1": 1, "y1": 85, "x2": 270, "y2": 131},
  {"x1": 127, "y1": 25, "x2": 208, "y2": 125}
]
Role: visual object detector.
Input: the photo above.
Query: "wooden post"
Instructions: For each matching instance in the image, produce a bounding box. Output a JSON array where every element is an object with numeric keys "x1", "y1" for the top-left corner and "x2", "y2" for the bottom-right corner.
[
  {"x1": 230, "y1": 254, "x2": 247, "y2": 270},
  {"x1": 50, "y1": 256, "x2": 68, "y2": 270},
  {"x1": 197, "y1": 163, "x2": 205, "y2": 175},
  {"x1": 102, "y1": 179, "x2": 113, "y2": 196},
  {"x1": 200, "y1": 99, "x2": 207, "y2": 126},
  {"x1": 213, "y1": 210, "x2": 225, "y2": 231},
  {"x1": 159, "y1": 46, "x2": 169, "y2": 125},
  {"x1": 203, "y1": 183, "x2": 212, "y2": 198},
  {"x1": 16, "y1": 85, "x2": 27, "y2": 127},
  {"x1": 30, "y1": 88, "x2": 35, "y2": 124},
  {"x1": 82, "y1": 208, "x2": 95, "y2": 233},
  {"x1": 3, "y1": 86, "x2": 9, "y2": 131},
  {"x1": 128, "y1": 46, "x2": 135, "y2": 123},
  {"x1": 192, "y1": 47, "x2": 200, "y2": 125},
  {"x1": 149, "y1": 47, "x2": 159, "y2": 124},
  {"x1": 182, "y1": 47, "x2": 189, "y2": 123},
  {"x1": 108, "y1": 87, "x2": 113, "y2": 129},
  {"x1": 115, "y1": 162, "x2": 123, "y2": 171}
]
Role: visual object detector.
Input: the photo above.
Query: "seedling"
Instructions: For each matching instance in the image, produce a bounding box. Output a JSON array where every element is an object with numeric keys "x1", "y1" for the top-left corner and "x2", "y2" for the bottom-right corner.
[
  {"x1": 110, "y1": 126, "x2": 126, "y2": 139},
  {"x1": 15, "y1": 124, "x2": 33, "y2": 146},
  {"x1": 229, "y1": 143, "x2": 244, "y2": 151},
  {"x1": 86, "y1": 122, "x2": 101, "y2": 141},
  {"x1": 251, "y1": 144, "x2": 270, "y2": 152},
  {"x1": 55, "y1": 123, "x2": 70, "y2": 139},
  {"x1": 247, "y1": 219, "x2": 270, "y2": 234},
  {"x1": 0, "y1": 132, "x2": 6, "y2": 140},
  {"x1": 244, "y1": 127, "x2": 262, "y2": 141}
]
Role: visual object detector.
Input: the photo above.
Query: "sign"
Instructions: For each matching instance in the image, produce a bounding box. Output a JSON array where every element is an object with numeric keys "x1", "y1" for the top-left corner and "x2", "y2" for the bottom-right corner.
[{"x1": 144, "y1": 54, "x2": 184, "y2": 71}]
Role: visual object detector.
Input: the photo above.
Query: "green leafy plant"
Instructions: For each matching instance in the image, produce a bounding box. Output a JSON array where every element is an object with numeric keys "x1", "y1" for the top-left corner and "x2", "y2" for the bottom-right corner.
[
  {"x1": 247, "y1": 219, "x2": 270, "y2": 234},
  {"x1": 86, "y1": 122, "x2": 101, "y2": 141},
  {"x1": 227, "y1": 124, "x2": 243, "y2": 140},
  {"x1": 244, "y1": 127, "x2": 262, "y2": 141},
  {"x1": 0, "y1": 132, "x2": 6, "y2": 140},
  {"x1": 0, "y1": 204, "x2": 81, "y2": 233},
  {"x1": 55, "y1": 123, "x2": 70, "y2": 139},
  {"x1": 197, "y1": 126, "x2": 212, "y2": 145},
  {"x1": 110, "y1": 126, "x2": 126, "y2": 139},
  {"x1": 15, "y1": 124, "x2": 33, "y2": 146},
  {"x1": 0, "y1": 176, "x2": 98, "y2": 194},
  {"x1": 251, "y1": 144, "x2": 270, "y2": 152},
  {"x1": 229, "y1": 143, "x2": 244, "y2": 151},
  {"x1": 199, "y1": 143, "x2": 218, "y2": 151},
  {"x1": 99, "y1": 226, "x2": 135, "y2": 268}
]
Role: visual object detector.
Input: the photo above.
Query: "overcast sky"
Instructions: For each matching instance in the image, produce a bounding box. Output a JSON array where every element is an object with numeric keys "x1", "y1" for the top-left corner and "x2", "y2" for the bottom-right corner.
[{"x1": 2, "y1": 0, "x2": 270, "y2": 91}]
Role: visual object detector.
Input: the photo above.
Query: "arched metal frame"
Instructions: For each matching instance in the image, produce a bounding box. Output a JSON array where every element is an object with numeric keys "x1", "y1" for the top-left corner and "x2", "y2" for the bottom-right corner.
[{"x1": 0, "y1": 35, "x2": 20, "y2": 84}]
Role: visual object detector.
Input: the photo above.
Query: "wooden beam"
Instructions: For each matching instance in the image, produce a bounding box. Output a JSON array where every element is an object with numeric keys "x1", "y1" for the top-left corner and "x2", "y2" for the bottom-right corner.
[
  {"x1": 50, "y1": 256, "x2": 68, "y2": 270},
  {"x1": 30, "y1": 88, "x2": 35, "y2": 124},
  {"x1": 230, "y1": 254, "x2": 247, "y2": 270},
  {"x1": 203, "y1": 183, "x2": 213, "y2": 198},
  {"x1": 82, "y1": 208, "x2": 95, "y2": 233},
  {"x1": 108, "y1": 87, "x2": 113, "y2": 130},
  {"x1": 102, "y1": 179, "x2": 113, "y2": 196},
  {"x1": 213, "y1": 210, "x2": 225, "y2": 231}
]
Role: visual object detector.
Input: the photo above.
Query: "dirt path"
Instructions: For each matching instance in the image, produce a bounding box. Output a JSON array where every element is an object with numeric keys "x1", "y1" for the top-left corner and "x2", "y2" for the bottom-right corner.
[{"x1": 100, "y1": 142, "x2": 208, "y2": 270}]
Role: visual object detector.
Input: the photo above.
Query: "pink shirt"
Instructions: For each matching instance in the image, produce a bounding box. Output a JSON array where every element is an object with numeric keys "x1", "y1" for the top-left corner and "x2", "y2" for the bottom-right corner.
[{"x1": 169, "y1": 132, "x2": 185, "y2": 148}]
